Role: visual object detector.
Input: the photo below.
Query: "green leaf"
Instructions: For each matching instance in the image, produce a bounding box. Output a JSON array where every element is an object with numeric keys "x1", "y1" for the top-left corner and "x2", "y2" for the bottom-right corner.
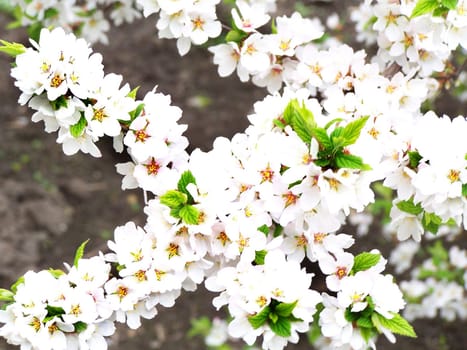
[
  {"x1": 50, "y1": 95, "x2": 68, "y2": 110},
  {"x1": 0, "y1": 39, "x2": 26, "y2": 57},
  {"x1": 396, "y1": 199, "x2": 423, "y2": 215},
  {"x1": 129, "y1": 103, "x2": 145, "y2": 120},
  {"x1": 73, "y1": 321, "x2": 88, "y2": 333},
  {"x1": 179, "y1": 205, "x2": 201, "y2": 225},
  {"x1": 248, "y1": 306, "x2": 271, "y2": 329},
  {"x1": 70, "y1": 115, "x2": 87, "y2": 138},
  {"x1": 0, "y1": 289, "x2": 14, "y2": 302},
  {"x1": 273, "y1": 118, "x2": 286, "y2": 130},
  {"x1": 441, "y1": 0, "x2": 458, "y2": 10},
  {"x1": 254, "y1": 250, "x2": 267, "y2": 265},
  {"x1": 352, "y1": 252, "x2": 381, "y2": 273},
  {"x1": 372, "y1": 312, "x2": 417, "y2": 338},
  {"x1": 46, "y1": 305, "x2": 65, "y2": 318},
  {"x1": 127, "y1": 86, "x2": 140, "y2": 99},
  {"x1": 177, "y1": 170, "x2": 197, "y2": 204},
  {"x1": 160, "y1": 190, "x2": 188, "y2": 209},
  {"x1": 408, "y1": 151, "x2": 422, "y2": 169},
  {"x1": 73, "y1": 239, "x2": 90, "y2": 268},
  {"x1": 334, "y1": 153, "x2": 371, "y2": 170},
  {"x1": 10, "y1": 276, "x2": 24, "y2": 294},
  {"x1": 269, "y1": 317, "x2": 291, "y2": 337},
  {"x1": 273, "y1": 224, "x2": 284, "y2": 238},
  {"x1": 411, "y1": 0, "x2": 439, "y2": 18},
  {"x1": 356, "y1": 316, "x2": 374, "y2": 328},
  {"x1": 324, "y1": 118, "x2": 344, "y2": 130},
  {"x1": 462, "y1": 183, "x2": 467, "y2": 197},
  {"x1": 422, "y1": 212, "x2": 442, "y2": 234},
  {"x1": 170, "y1": 207, "x2": 181, "y2": 219},
  {"x1": 283, "y1": 99, "x2": 316, "y2": 144},
  {"x1": 257, "y1": 224, "x2": 270, "y2": 235},
  {"x1": 43, "y1": 7, "x2": 58, "y2": 19},
  {"x1": 48, "y1": 269, "x2": 65, "y2": 278},
  {"x1": 225, "y1": 29, "x2": 248, "y2": 43},
  {"x1": 338, "y1": 116, "x2": 369, "y2": 147},
  {"x1": 269, "y1": 312, "x2": 279, "y2": 324},
  {"x1": 275, "y1": 300, "x2": 298, "y2": 318},
  {"x1": 27, "y1": 21, "x2": 43, "y2": 43},
  {"x1": 312, "y1": 127, "x2": 332, "y2": 150}
]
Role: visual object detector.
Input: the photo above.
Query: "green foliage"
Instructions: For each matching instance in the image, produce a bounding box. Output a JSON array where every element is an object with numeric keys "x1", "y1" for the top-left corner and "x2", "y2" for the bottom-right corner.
[
  {"x1": 70, "y1": 115, "x2": 88, "y2": 138},
  {"x1": 160, "y1": 190, "x2": 188, "y2": 208},
  {"x1": 254, "y1": 250, "x2": 267, "y2": 265},
  {"x1": 73, "y1": 239, "x2": 90, "y2": 268},
  {"x1": 0, "y1": 39, "x2": 25, "y2": 57},
  {"x1": 179, "y1": 205, "x2": 201, "y2": 225},
  {"x1": 10, "y1": 276, "x2": 24, "y2": 294},
  {"x1": 371, "y1": 312, "x2": 417, "y2": 338},
  {"x1": 411, "y1": 0, "x2": 458, "y2": 18},
  {"x1": 396, "y1": 199, "x2": 423, "y2": 215},
  {"x1": 257, "y1": 224, "x2": 270, "y2": 235},
  {"x1": 177, "y1": 170, "x2": 197, "y2": 204},
  {"x1": 73, "y1": 321, "x2": 88, "y2": 333},
  {"x1": 421, "y1": 211, "x2": 442, "y2": 233},
  {"x1": 281, "y1": 100, "x2": 370, "y2": 171},
  {"x1": 351, "y1": 252, "x2": 381, "y2": 274},
  {"x1": 0, "y1": 289, "x2": 14, "y2": 302},
  {"x1": 408, "y1": 150, "x2": 422, "y2": 169},
  {"x1": 248, "y1": 299, "x2": 300, "y2": 338}
]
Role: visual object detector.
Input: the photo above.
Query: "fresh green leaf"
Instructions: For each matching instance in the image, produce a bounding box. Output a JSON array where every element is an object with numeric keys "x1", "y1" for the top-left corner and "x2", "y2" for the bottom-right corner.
[
  {"x1": 257, "y1": 224, "x2": 270, "y2": 235},
  {"x1": 275, "y1": 300, "x2": 298, "y2": 318},
  {"x1": 324, "y1": 118, "x2": 344, "y2": 130},
  {"x1": 408, "y1": 151, "x2": 422, "y2": 169},
  {"x1": 160, "y1": 190, "x2": 188, "y2": 209},
  {"x1": 422, "y1": 212, "x2": 442, "y2": 234},
  {"x1": 50, "y1": 96, "x2": 69, "y2": 111},
  {"x1": 441, "y1": 0, "x2": 458, "y2": 10},
  {"x1": 273, "y1": 118, "x2": 286, "y2": 130},
  {"x1": 43, "y1": 7, "x2": 58, "y2": 19},
  {"x1": 352, "y1": 252, "x2": 381, "y2": 273},
  {"x1": 372, "y1": 312, "x2": 417, "y2": 338},
  {"x1": 179, "y1": 205, "x2": 201, "y2": 225},
  {"x1": 248, "y1": 306, "x2": 271, "y2": 329},
  {"x1": 312, "y1": 127, "x2": 332, "y2": 150},
  {"x1": 170, "y1": 207, "x2": 181, "y2": 219},
  {"x1": 254, "y1": 250, "x2": 267, "y2": 265},
  {"x1": 73, "y1": 321, "x2": 88, "y2": 333},
  {"x1": 27, "y1": 21, "x2": 43, "y2": 42},
  {"x1": 335, "y1": 153, "x2": 371, "y2": 170},
  {"x1": 344, "y1": 308, "x2": 360, "y2": 322},
  {"x1": 283, "y1": 99, "x2": 316, "y2": 144},
  {"x1": 411, "y1": 0, "x2": 439, "y2": 18},
  {"x1": 338, "y1": 116, "x2": 369, "y2": 147},
  {"x1": 225, "y1": 29, "x2": 248, "y2": 43},
  {"x1": 73, "y1": 239, "x2": 90, "y2": 268},
  {"x1": 10, "y1": 276, "x2": 24, "y2": 294},
  {"x1": 70, "y1": 115, "x2": 87, "y2": 138},
  {"x1": 0, "y1": 289, "x2": 14, "y2": 302},
  {"x1": 0, "y1": 39, "x2": 26, "y2": 57},
  {"x1": 462, "y1": 183, "x2": 467, "y2": 197},
  {"x1": 46, "y1": 305, "x2": 66, "y2": 318},
  {"x1": 396, "y1": 199, "x2": 423, "y2": 215},
  {"x1": 48, "y1": 269, "x2": 65, "y2": 278},
  {"x1": 290, "y1": 110, "x2": 314, "y2": 144},
  {"x1": 177, "y1": 170, "x2": 197, "y2": 203},
  {"x1": 357, "y1": 316, "x2": 374, "y2": 328},
  {"x1": 269, "y1": 317, "x2": 292, "y2": 337},
  {"x1": 129, "y1": 103, "x2": 145, "y2": 120},
  {"x1": 127, "y1": 86, "x2": 140, "y2": 99},
  {"x1": 268, "y1": 312, "x2": 279, "y2": 324},
  {"x1": 273, "y1": 224, "x2": 284, "y2": 237}
]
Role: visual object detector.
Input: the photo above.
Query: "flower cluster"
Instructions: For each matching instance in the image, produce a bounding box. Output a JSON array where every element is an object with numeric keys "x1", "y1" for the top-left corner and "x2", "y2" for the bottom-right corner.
[
  {"x1": 352, "y1": 0, "x2": 467, "y2": 76},
  {"x1": 383, "y1": 112, "x2": 467, "y2": 241},
  {"x1": 7, "y1": 0, "x2": 141, "y2": 44}
]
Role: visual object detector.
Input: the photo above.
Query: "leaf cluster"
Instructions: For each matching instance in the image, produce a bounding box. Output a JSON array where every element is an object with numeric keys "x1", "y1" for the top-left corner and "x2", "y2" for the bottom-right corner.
[
  {"x1": 248, "y1": 299, "x2": 300, "y2": 338},
  {"x1": 160, "y1": 171, "x2": 202, "y2": 225},
  {"x1": 280, "y1": 100, "x2": 371, "y2": 171},
  {"x1": 411, "y1": 0, "x2": 459, "y2": 18}
]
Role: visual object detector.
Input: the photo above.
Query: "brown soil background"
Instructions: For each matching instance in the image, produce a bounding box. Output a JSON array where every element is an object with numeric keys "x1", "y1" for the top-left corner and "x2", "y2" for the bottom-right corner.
[{"x1": 0, "y1": 1, "x2": 466, "y2": 349}]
